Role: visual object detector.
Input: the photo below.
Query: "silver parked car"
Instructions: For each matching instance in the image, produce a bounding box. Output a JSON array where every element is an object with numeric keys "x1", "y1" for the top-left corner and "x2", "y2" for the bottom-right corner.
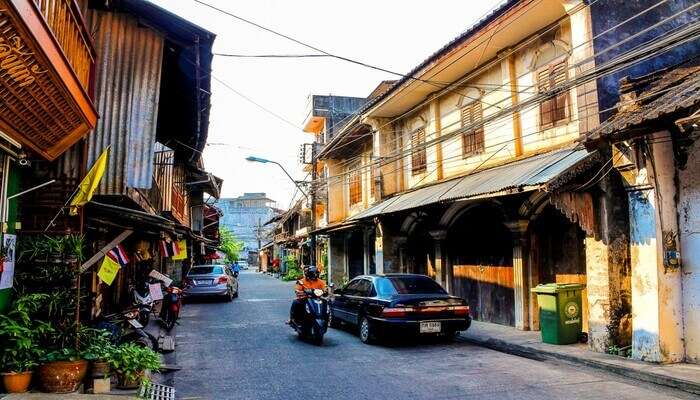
[{"x1": 183, "y1": 265, "x2": 239, "y2": 302}]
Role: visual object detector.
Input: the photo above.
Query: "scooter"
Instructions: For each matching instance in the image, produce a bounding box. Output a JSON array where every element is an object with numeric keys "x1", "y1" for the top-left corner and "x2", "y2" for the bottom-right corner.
[
  {"x1": 289, "y1": 287, "x2": 330, "y2": 345},
  {"x1": 159, "y1": 285, "x2": 182, "y2": 331},
  {"x1": 131, "y1": 283, "x2": 153, "y2": 326},
  {"x1": 95, "y1": 308, "x2": 159, "y2": 351}
]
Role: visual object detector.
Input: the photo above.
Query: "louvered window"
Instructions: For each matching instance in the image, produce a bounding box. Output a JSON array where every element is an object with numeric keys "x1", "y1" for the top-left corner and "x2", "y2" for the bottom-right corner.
[
  {"x1": 538, "y1": 61, "x2": 569, "y2": 128},
  {"x1": 348, "y1": 165, "x2": 362, "y2": 206},
  {"x1": 461, "y1": 101, "x2": 484, "y2": 157},
  {"x1": 370, "y1": 157, "x2": 377, "y2": 198},
  {"x1": 411, "y1": 128, "x2": 427, "y2": 175}
]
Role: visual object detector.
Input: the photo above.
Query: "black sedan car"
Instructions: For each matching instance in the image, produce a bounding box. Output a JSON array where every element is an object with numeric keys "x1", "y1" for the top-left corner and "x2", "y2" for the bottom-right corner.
[{"x1": 330, "y1": 274, "x2": 471, "y2": 343}]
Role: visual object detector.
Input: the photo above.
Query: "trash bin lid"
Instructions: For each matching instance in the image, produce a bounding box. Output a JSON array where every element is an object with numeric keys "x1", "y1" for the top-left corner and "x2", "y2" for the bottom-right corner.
[{"x1": 531, "y1": 282, "x2": 586, "y2": 294}]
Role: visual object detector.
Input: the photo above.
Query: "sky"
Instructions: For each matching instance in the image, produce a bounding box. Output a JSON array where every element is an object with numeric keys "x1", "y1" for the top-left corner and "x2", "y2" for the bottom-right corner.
[{"x1": 149, "y1": 0, "x2": 503, "y2": 210}]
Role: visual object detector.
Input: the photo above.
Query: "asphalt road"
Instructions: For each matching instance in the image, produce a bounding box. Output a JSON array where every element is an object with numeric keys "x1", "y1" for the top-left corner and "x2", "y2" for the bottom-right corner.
[{"x1": 164, "y1": 271, "x2": 697, "y2": 400}]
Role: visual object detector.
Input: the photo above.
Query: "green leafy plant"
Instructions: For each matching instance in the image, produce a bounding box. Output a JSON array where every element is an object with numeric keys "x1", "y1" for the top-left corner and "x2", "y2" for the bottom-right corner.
[
  {"x1": 218, "y1": 227, "x2": 244, "y2": 263},
  {"x1": 0, "y1": 294, "x2": 52, "y2": 372},
  {"x1": 282, "y1": 255, "x2": 303, "y2": 281},
  {"x1": 64, "y1": 234, "x2": 85, "y2": 262},
  {"x1": 109, "y1": 344, "x2": 161, "y2": 383},
  {"x1": 81, "y1": 329, "x2": 116, "y2": 362}
]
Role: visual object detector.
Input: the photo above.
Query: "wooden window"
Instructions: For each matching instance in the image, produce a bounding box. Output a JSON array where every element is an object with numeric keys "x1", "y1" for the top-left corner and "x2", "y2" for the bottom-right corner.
[
  {"x1": 411, "y1": 128, "x2": 427, "y2": 175},
  {"x1": 348, "y1": 166, "x2": 362, "y2": 206},
  {"x1": 538, "y1": 60, "x2": 569, "y2": 128},
  {"x1": 461, "y1": 101, "x2": 484, "y2": 157}
]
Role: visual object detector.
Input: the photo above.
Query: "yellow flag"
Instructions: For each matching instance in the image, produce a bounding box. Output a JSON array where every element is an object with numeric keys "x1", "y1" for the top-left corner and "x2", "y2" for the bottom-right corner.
[
  {"x1": 171, "y1": 240, "x2": 188, "y2": 261},
  {"x1": 97, "y1": 256, "x2": 120, "y2": 286},
  {"x1": 69, "y1": 147, "x2": 109, "y2": 215}
]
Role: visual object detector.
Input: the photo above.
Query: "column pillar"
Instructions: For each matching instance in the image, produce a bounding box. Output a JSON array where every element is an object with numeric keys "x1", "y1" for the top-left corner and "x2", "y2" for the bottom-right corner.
[
  {"x1": 627, "y1": 132, "x2": 684, "y2": 362},
  {"x1": 429, "y1": 230, "x2": 448, "y2": 288},
  {"x1": 507, "y1": 220, "x2": 530, "y2": 331}
]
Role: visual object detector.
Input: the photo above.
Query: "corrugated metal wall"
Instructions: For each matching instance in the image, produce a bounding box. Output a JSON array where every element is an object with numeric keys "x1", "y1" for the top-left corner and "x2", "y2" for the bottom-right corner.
[{"x1": 86, "y1": 8, "x2": 164, "y2": 194}]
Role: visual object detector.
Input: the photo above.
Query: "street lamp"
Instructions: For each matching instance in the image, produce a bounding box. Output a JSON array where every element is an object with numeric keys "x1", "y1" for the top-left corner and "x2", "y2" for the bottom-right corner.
[{"x1": 245, "y1": 156, "x2": 308, "y2": 199}]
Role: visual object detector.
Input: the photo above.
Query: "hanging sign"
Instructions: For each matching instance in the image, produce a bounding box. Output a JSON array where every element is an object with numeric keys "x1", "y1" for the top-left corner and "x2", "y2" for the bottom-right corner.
[
  {"x1": 149, "y1": 283, "x2": 164, "y2": 301},
  {"x1": 97, "y1": 256, "x2": 121, "y2": 285},
  {"x1": 0, "y1": 234, "x2": 16, "y2": 290},
  {"x1": 171, "y1": 240, "x2": 188, "y2": 261},
  {"x1": 148, "y1": 269, "x2": 173, "y2": 287}
]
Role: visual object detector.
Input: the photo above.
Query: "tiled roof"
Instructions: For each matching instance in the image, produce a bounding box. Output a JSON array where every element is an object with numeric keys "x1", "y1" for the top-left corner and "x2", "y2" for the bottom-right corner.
[{"x1": 585, "y1": 66, "x2": 700, "y2": 142}]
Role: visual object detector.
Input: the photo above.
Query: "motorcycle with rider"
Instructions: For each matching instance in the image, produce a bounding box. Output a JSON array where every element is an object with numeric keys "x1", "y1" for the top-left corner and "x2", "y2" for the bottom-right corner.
[{"x1": 288, "y1": 265, "x2": 329, "y2": 345}]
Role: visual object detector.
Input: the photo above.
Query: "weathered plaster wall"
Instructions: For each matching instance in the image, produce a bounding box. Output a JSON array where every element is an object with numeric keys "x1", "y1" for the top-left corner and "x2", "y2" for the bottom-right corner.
[
  {"x1": 326, "y1": 160, "x2": 345, "y2": 224},
  {"x1": 590, "y1": 0, "x2": 700, "y2": 119},
  {"x1": 678, "y1": 138, "x2": 700, "y2": 363}
]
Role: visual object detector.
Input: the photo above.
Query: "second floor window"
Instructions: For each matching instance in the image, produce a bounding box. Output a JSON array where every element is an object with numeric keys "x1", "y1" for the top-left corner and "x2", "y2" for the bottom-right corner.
[
  {"x1": 537, "y1": 60, "x2": 569, "y2": 128},
  {"x1": 461, "y1": 101, "x2": 484, "y2": 157},
  {"x1": 411, "y1": 128, "x2": 427, "y2": 175},
  {"x1": 348, "y1": 166, "x2": 362, "y2": 206}
]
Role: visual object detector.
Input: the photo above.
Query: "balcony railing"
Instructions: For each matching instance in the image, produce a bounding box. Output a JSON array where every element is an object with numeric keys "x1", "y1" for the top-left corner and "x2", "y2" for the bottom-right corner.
[{"x1": 32, "y1": 0, "x2": 95, "y2": 90}]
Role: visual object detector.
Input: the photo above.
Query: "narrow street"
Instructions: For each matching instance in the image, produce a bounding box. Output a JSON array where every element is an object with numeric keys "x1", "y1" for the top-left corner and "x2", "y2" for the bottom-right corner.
[{"x1": 165, "y1": 271, "x2": 695, "y2": 400}]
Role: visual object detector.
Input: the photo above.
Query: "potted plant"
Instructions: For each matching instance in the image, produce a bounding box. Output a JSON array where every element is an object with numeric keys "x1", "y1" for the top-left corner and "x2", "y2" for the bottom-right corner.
[
  {"x1": 0, "y1": 294, "x2": 51, "y2": 393},
  {"x1": 109, "y1": 344, "x2": 161, "y2": 389},
  {"x1": 36, "y1": 323, "x2": 94, "y2": 393},
  {"x1": 81, "y1": 328, "x2": 116, "y2": 379},
  {"x1": 64, "y1": 234, "x2": 85, "y2": 264}
]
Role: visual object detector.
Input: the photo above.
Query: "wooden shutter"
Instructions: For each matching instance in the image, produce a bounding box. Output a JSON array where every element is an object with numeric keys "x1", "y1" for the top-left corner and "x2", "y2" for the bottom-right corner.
[
  {"x1": 462, "y1": 102, "x2": 484, "y2": 156},
  {"x1": 348, "y1": 165, "x2": 362, "y2": 206},
  {"x1": 551, "y1": 62, "x2": 568, "y2": 123},
  {"x1": 411, "y1": 128, "x2": 426, "y2": 174},
  {"x1": 538, "y1": 68, "x2": 554, "y2": 127}
]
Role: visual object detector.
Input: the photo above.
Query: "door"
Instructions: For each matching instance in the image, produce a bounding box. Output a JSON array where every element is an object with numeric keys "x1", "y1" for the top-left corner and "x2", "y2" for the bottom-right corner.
[
  {"x1": 333, "y1": 279, "x2": 364, "y2": 323},
  {"x1": 346, "y1": 279, "x2": 372, "y2": 324}
]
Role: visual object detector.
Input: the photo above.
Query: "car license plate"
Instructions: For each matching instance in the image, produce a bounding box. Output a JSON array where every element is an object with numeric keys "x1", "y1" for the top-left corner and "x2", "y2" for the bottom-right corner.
[
  {"x1": 420, "y1": 321, "x2": 441, "y2": 333},
  {"x1": 195, "y1": 279, "x2": 212, "y2": 285}
]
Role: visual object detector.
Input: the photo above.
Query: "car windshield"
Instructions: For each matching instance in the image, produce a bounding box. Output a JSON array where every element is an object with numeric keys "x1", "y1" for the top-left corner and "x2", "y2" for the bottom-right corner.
[
  {"x1": 189, "y1": 266, "x2": 223, "y2": 275},
  {"x1": 383, "y1": 276, "x2": 446, "y2": 295}
]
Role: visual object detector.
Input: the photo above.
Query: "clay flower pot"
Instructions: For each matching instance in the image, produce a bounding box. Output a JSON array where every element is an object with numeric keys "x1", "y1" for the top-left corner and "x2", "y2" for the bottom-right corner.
[
  {"x1": 37, "y1": 359, "x2": 88, "y2": 393},
  {"x1": 116, "y1": 370, "x2": 144, "y2": 389},
  {"x1": 90, "y1": 360, "x2": 111, "y2": 378},
  {"x1": 1, "y1": 371, "x2": 33, "y2": 393}
]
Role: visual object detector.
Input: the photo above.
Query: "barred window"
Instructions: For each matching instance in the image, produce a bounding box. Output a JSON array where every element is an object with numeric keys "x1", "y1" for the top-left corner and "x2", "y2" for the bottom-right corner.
[
  {"x1": 348, "y1": 166, "x2": 362, "y2": 206},
  {"x1": 461, "y1": 101, "x2": 484, "y2": 157},
  {"x1": 411, "y1": 128, "x2": 427, "y2": 175},
  {"x1": 538, "y1": 60, "x2": 569, "y2": 128}
]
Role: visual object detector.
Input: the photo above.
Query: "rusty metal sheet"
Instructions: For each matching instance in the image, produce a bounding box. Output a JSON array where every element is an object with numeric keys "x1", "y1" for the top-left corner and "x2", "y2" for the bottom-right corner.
[
  {"x1": 351, "y1": 148, "x2": 593, "y2": 221},
  {"x1": 86, "y1": 8, "x2": 163, "y2": 194}
]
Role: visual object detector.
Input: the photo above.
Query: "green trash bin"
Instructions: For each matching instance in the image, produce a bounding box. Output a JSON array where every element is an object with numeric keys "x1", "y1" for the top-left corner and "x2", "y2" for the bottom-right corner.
[{"x1": 531, "y1": 283, "x2": 585, "y2": 345}]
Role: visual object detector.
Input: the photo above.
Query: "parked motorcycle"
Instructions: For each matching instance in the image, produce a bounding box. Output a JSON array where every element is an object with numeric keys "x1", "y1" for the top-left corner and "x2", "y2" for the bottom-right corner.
[
  {"x1": 96, "y1": 308, "x2": 159, "y2": 351},
  {"x1": 131, "y1": 282, "x2": 154, "y2": 326},
  {"x1": 289, "y1": 287, "x2": 330, "y2": 345},
  {"x1": 159, "y1": 285, "x2": 182, "y2": 331}
]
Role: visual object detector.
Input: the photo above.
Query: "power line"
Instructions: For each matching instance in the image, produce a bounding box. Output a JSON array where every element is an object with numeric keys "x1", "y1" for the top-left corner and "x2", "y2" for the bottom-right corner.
[
  {"x1": 214, "y1": 53, "x2": 331, "y2": 58},
  {"x1": 316, "y1": 13, "x2": 700, "y2": 182}
]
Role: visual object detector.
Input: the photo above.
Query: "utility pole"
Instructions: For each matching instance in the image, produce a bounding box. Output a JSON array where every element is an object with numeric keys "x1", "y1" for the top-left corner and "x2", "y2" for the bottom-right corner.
[{"x1": 309, "y1": 143, "x2": 317, "y2": 267}]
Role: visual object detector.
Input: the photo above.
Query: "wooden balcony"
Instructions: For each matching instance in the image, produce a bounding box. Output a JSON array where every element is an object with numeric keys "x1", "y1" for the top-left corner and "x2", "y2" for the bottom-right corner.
[{"x1": 0, "y1": 0, "x2": 97, "y2": 160}]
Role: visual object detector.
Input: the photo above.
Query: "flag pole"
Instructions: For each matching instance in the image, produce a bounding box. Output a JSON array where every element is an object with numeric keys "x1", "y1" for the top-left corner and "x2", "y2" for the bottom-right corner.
[{"x1": 44, "y1": 185, "x2": 81, "y2": 232}]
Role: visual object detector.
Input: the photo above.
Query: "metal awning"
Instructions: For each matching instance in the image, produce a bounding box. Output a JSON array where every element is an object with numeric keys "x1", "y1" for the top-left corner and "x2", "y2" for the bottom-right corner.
[{"x1": 350, "y1": 147, "x2": 594, "y2": 221}]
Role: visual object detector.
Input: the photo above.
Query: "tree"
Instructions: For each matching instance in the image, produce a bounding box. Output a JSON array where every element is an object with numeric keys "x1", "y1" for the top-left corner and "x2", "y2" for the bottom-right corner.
[{"x1": 218, "y1": 227, "x2": 244, "y2": 263}]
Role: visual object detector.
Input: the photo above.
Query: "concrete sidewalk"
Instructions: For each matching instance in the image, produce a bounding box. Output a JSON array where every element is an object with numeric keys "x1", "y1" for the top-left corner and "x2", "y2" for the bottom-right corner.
[{"x1": 460, "y1": 320, "x2": 700, "y2": 395}]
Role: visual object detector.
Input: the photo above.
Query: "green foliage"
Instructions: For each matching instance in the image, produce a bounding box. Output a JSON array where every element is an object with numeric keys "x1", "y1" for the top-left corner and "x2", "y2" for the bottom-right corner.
[
  {"x1": 282, "y1": 255, "x2": 303, "y2": 281},
  {"x1": 109, "y1": 344, "x2": 161, "y2": 382},
  {"x1": 17, "y1": 234, "x2": 85, "y2": 263},
  {"x1": 0, "y1": 294, "x2": 52, "y2": 372},
  {"x1": 218, "y1": 227, "x2": 244, "y2": 263},
  {"x1": 81, "y1": 329, "x2": 117, "y2": 362}
]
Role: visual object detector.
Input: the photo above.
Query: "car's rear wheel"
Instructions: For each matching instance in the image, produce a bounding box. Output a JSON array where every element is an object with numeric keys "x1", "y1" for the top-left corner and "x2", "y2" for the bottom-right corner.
[
  {"x1": 225, "y1": 289, "x2": 233, "y2": 302},
  {"x1": 359, "y1": 316, "x2": 375, "y2": 344}
]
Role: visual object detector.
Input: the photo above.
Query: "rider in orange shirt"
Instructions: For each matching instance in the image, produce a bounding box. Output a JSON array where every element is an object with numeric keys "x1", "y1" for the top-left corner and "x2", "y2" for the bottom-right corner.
[{"x1": 289, "y1": 265, "x2": 326, "y2": 323}]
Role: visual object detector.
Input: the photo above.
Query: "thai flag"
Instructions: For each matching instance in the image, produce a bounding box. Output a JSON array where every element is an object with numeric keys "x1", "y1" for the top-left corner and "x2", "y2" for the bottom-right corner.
[
  {"x1": 107, "y1": 244, "x2": 129, "y2": 267},
  {"x1": 159, "y1": 240, "x2": 179, "y2": 258}
]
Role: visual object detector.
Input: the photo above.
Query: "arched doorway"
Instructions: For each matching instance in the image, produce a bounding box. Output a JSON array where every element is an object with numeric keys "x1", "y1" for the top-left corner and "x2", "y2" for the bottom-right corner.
[
  {"x1": 447, "y1": 204, "x2": 514, "y2": 326},
  {"x1": 401, "y1": 212, "x2": 434, "y2": 277},
  {"x1": 529, "y1": 205, "x2": 588, "y2": 331}
]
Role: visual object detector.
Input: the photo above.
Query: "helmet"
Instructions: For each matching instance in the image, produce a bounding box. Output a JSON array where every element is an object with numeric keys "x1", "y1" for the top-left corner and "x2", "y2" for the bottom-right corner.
[{"x1": 305, "y1": 265, "x2": 319, "y2": 280}]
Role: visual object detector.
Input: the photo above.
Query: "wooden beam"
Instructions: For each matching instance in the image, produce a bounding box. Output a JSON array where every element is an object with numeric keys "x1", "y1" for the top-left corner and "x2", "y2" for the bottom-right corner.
[{"x1": 79, "y1": 230, "x2": 133, "y2": 273}]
